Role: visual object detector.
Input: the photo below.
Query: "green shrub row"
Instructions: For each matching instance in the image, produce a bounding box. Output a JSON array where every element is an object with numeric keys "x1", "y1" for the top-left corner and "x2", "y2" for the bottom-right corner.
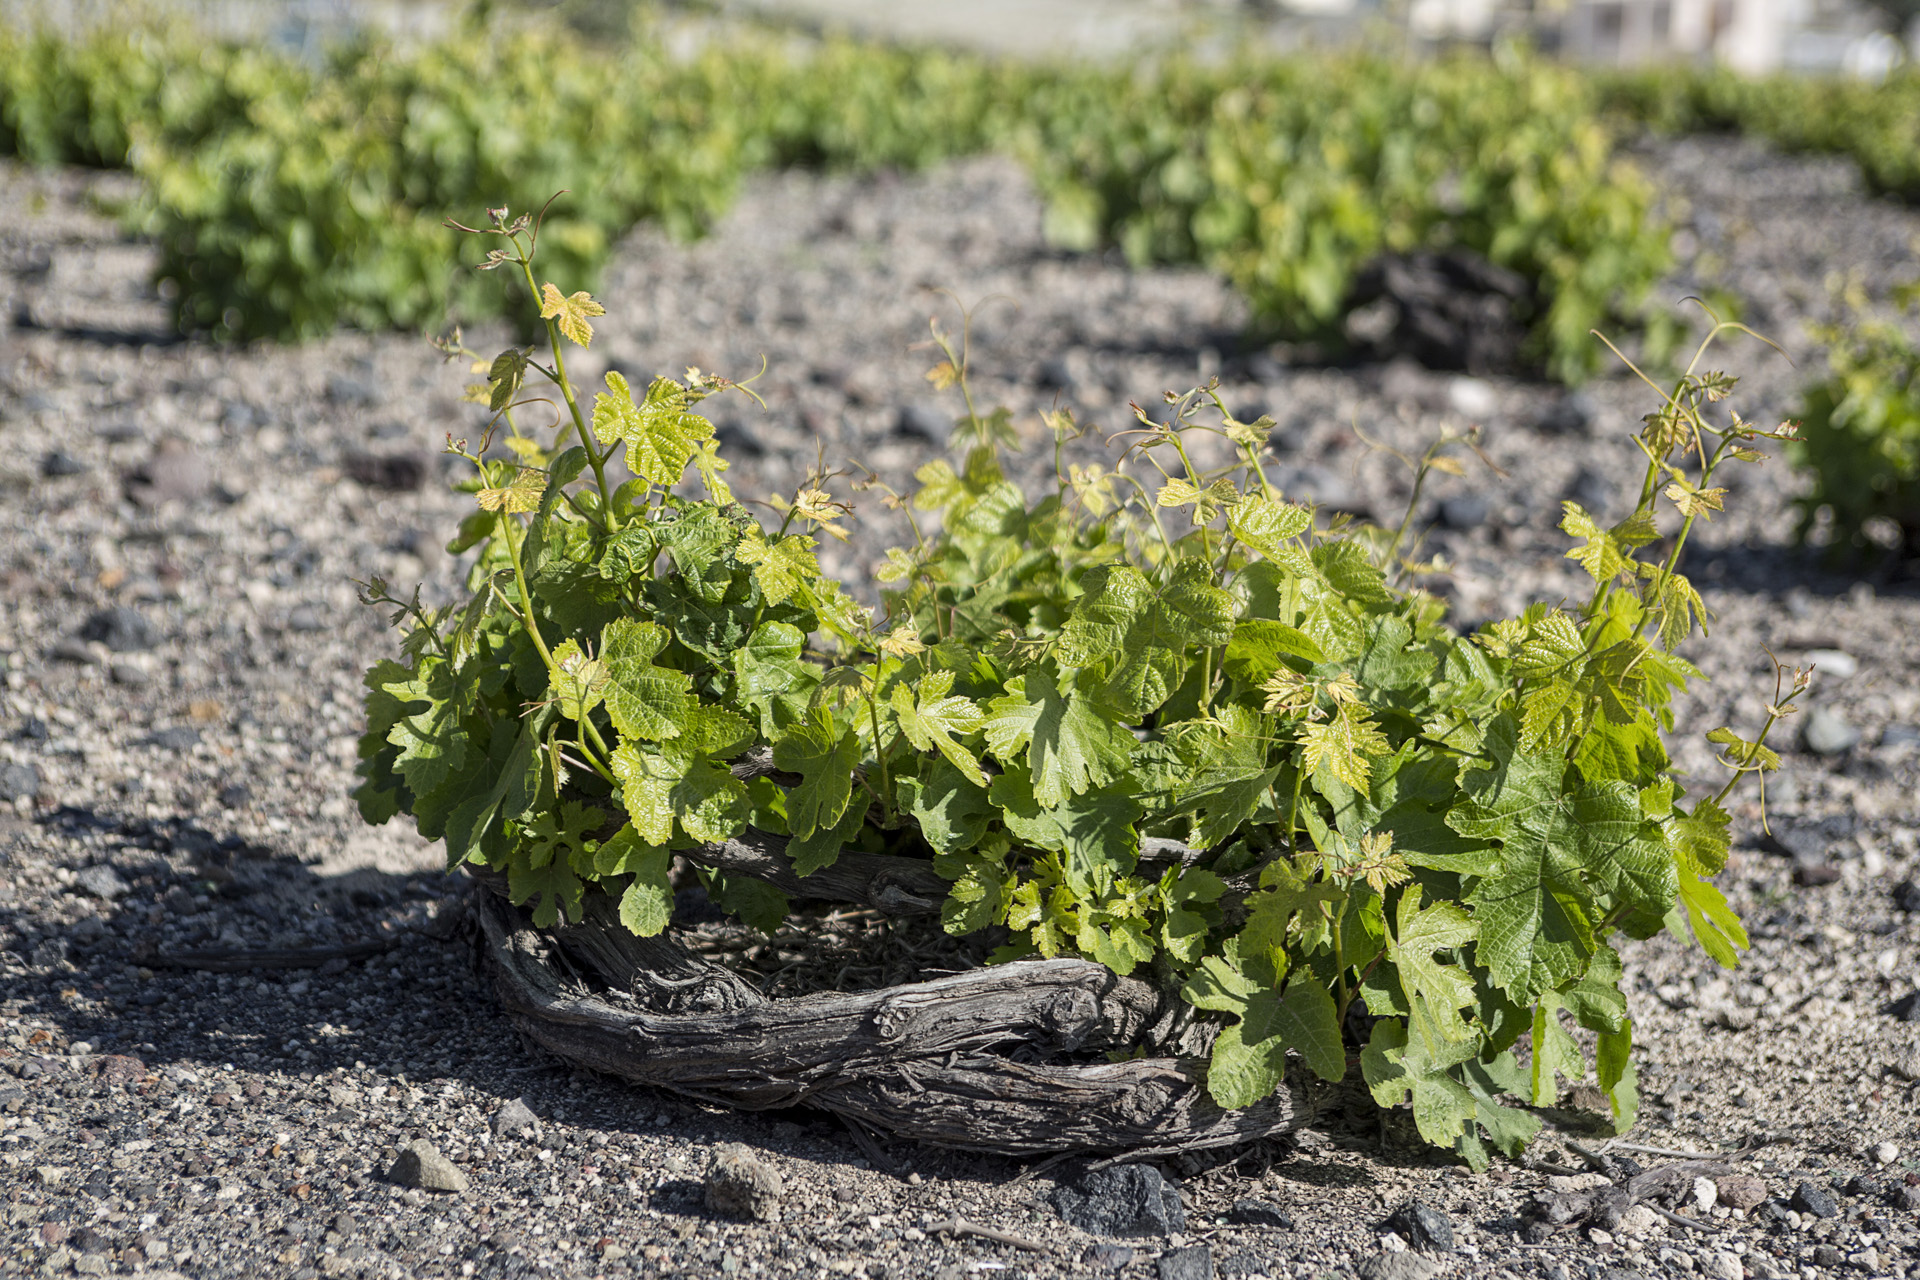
[
  {"x1": 1017, "y1": 53, "x2": 1673, "y2": 383},
  {"x1": 1598, "y1": 66, "x2": 1920, "y2": 202},
  {"x1": 2, "y1": 21, "x2": 1673, "y2": 378}
]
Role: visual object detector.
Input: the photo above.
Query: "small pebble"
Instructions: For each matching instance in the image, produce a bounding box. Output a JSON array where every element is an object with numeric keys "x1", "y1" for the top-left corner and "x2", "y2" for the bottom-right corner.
[
  {"x1": 705, "y1": 1143, "x2": 784, "y2": 1221},
  {"x1": 79, "y1": 606, "x2": 159, "y2": 653},
  {"x1": 1356, "y1": 1251, "x2": 1439, "y2": 1280},
  {"x1": 895, "y1": 402, "x2": 950, "y2": 444},
  {"x1": 1445, "y1": 375, "x2": 1498, "y2": 420},
  {"x1": 72, "y1": 866, "x2": 129, "y2": 901},
  {"x1": 1383, "y1": 1201, "x2": 1453, "y2": 1253},
  {"x1": 1714, "y1": 1175, "x2": 1767, "y2": 1211},
  {"x1": 1702, "y1": 1250, "x2": 1743, "y2": 1280},
  {"x1": 1804, "y1": 649, "x2": 1857, "y2": 679},
  {"x1": 1790, "y1": 1181, "x2": 1839, "y2": 1219},
  {"x1": 1227, "y1": 1198, "x2": 1293, "y2": 1230},
  {"x1": 386, "y1": 1140, "x2": 468, "y2": 1193},
  {"x1": 492, "y1": 1097, "x2": 539, "y2": 1138},
  {"x1": 1438, "y1": 495, "x2": 1488, "y2": 530},
  {"x1": 1801, "y1": 706, "x2": 1861, "y2": 756},
  {"x1": 0, "y1": 762, "x2": 41, "y2": 802},
  {"x1": 1873, "y1": 1141, "x2": 1900, "y2": 1165},
  {"x1": 1157, "y1": 1244, "x2": 1213, "y2": 1280}
]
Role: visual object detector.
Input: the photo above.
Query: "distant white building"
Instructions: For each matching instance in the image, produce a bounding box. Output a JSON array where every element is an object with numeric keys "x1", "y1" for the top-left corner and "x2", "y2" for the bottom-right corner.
[
  {"x1": 1394, "y1": 0, "x2": 1909, "y2": 72},
  {"x1": 1549, "y1": 0, "x2": 1901, "y2": 72}
]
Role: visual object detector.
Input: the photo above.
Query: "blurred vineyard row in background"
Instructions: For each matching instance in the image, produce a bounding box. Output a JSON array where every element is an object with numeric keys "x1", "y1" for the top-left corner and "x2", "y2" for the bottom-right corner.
[{"x1": 0, "y1": 15, "x2": 1910, "y2": 374}]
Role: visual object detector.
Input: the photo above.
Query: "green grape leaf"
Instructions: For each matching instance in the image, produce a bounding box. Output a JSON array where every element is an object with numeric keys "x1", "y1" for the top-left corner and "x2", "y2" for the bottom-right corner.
[
  {"x1": 1062, "y1": 562, "x2": 1232, "y2": 715},
  {"x1": 1530, "y1": 993, "x2": 1585, "y2": 1105},
  {"x1": 1078, "y1": 915, "x2": 1155, "y2": 976},
  {"x1": 1384, "y1": 885, "x2": 1479, "y2": 1058},
  {"x1": 597, "y1": 825, "x2": 673, "y2": 937},
  {"x1": 679, "y1": 703, "x2": 755, "y2": 758},
  {"x1": 509, "y1": 848, "x2": 584, "y2": 929},
  {"x1": 653, "y1": 503, "x2": 739, "y2": 603},
  {"x1": 1705, "y1": 727, "x2": 1780, "y2": 774},
  {"x1": 771, "y1": 710, "x2": 860, "y2": 840},
  {"x1": 1244, "y1": 978, "x2": 1347, "y2": 1083},
  {"x1": 548, "y1": 638, "x2": 608, "y2": 723},
  {"x1": 596, "y1": 522, "x2": 658, "y2": 584},
  {"x1": 1560, "y1": 501, "x2": 1634, "y2": 583},
  {"x1": 736, "y1": 528, "x2": 819, "y2": 607},
  {"x1": 1311, "y1": 540, "x2": 1394, "y2": 606},
  {"x1": 1177, "y1": 704, "x2": 1283, "y2": 849},
  {"x1": 618, "y1": 870, "x2": 674, "y2": 937},
  {"x1": 897, "y1": 756, "x2": 992, "y2": 855},
  {"x1": 989, "y1": 768, "x2": 1144, "y2": 891},
  {"x1": 382, "y1": 658, "x2": 467, "y2": 799},
  {"x1": 733, "y1": 621, "x2": 818, "y2": 735},
  {"x1": 1229, "y1": 494, "x2": 1313, "y2": 559},
  {"x1": 1206, "y1": 1022, "x2": 1290, "y2": 1109},
  {"x1": 486, "y1": 348, "x2": 529, "y2": 414},
  {"x1": 1448, "y1": 716, "x2": 1654, "y2": 1002},
  {"x1": 706, "y1": 871, "x2": 789, "y2": 935},
  {"x1": 1299, "y1": 704, "x2": 1391, "y2": 792},
  {"x1": 891, "y1": 670, "x2": 988, "y2": 786},
  {"x1": 1360, "y1": 1018, "x2": 1478, "y2": 1149},
  {"x1": 941, "y1": 853, "x2": 1012, "y2": 936},
  {"x1": 601, "y1": 618, "x2": 692, "y2": 743},
  {"x1": 1519, "y1": 679, "x2": 1580, "y2": 752},
  {"x1": 1224, "y1": 620, "x2": 1326, "y2": 681},
  {"x1": 590, "y1": 372, "x2": 713, "y2": 486},
  {"x1": 1159, "y1": 867, "x2": 1229, "y2": 965},
  {"x1": 1560, "y1": 944, "x2": 1629, "y2": 1034},
  {"x1": 1354, "y1": 615, "x2": 1438, "y2": 692},
  {"x1": 787, "y1": 794, "x2": 866, "y2": 877},
  {"x1": 1674, "y1": 866, "x2": 1749, "y2": 968},
  {"x1": 1181, "y1": 951, "x2": 1263, "y2": 1014},
  {"x1": 607, "y1": 744, "x2": 678, "y2": 845},
  {"x1": 1513, "y1": 611, "x2": 1587, "y2": 681},
  {"x1": 477, "y1": 466, "x2": 546, "y2": 514},
  {"x1": 442, "y1": 717, "x2": 545, "y2": 870},
  {"x1": 672, "y1": 757, "x2": 751, "y2": 844},
  {"x1": 1057, "y1": 564, "x2": 1153, "y2": 668},
  {"x1": 1596, "y1": 1023, "x2": 1639, "y2": 1133},
  {"x1": 1457, "y1": 1055, "x2": 1544, "y2": 1158},
  {"x1": 980, "y1": 670, "x2": 1133, "y2": 807}
]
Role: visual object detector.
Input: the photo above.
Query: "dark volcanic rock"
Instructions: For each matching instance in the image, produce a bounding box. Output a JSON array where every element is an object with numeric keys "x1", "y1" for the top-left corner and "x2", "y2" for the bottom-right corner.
[
  {"x1": 79, "y1": 607, "x2": 158, "y2": 653},
  {"x1": 1384, "y1": 1201, "x2": 1455, "y2": 1253},
  {"x1": 895, "y1": 402, "x2": 950, "y2": 445},
  {"x1": 1053, "y1": 1165, "x2": 1186, "y2": 1238},
  {"x1": 1157, "y1": 1245, "x2": 1213, "y2": 1280},
  {"x1": 1790, "y1": 1182, "x2": 1839, "y2": 1219},
  {"x1": 1343, "y1": 250, "x2": 1535, "y2": 374},
  {"x1": 344, "y1": 450, "x2": 428, "y2": 492},
  {"x1": 1227, "y1": 1198, "x2": 1293, "y2": 1229}
]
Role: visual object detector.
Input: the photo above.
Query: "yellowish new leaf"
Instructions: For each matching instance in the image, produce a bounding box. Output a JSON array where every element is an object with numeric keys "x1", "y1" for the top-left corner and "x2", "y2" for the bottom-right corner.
[{"x1": 539, "y1": 283, "x2": 606, "y2": 347}]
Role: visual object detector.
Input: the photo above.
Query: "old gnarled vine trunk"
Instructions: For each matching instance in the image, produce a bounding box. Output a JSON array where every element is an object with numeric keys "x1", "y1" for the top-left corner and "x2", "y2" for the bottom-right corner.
[{"x1": 467, "y1": 834, "x2": 1314, "y2": 1156}]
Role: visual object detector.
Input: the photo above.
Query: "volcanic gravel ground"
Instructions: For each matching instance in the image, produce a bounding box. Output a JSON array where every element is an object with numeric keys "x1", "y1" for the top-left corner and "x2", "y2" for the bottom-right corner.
[{"x1": 0, "y1": 133, "x2": 1918, "y2": 1280}]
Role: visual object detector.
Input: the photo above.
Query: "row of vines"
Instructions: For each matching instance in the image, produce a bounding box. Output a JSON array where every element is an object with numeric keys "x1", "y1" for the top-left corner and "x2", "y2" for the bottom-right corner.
[{"x1": 0, "y1": 20, "x2": 1677, "y2": 380}]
